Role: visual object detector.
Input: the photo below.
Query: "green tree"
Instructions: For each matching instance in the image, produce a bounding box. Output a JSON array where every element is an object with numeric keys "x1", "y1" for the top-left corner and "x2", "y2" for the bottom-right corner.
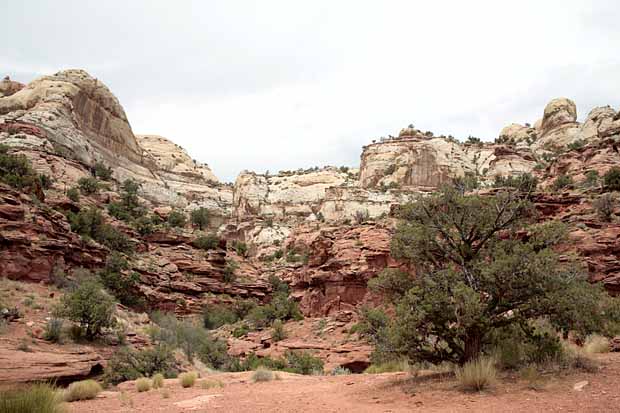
[
  {"x1": 603, "y1": 167, "x2": 620, "y2": 191},
  {"x1": 366, "y1": 186, "x2": 620, "y2": 365},
  {"x1": 167, "y1": 210, "x2": 187, "y2": 228},
  {"x1": 78, "y1": 177, "x2": 99, "y2": 195},
  {"x1": 56, "y1": 278, "x2": 115, "y2": 340},
  {"x1": 190, "y1": 207, "x2": 210, "y2": 230},
  {"x1": 94, "y1": 162, "x2": 113, "y2": 180},
  {"x1": 99, "y1": 252, "x2": 143, "y2": 307}
]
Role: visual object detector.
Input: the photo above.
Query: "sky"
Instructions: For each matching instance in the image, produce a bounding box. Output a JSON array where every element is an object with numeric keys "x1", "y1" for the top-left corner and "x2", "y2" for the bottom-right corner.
[{"x1": 2, "y1": 1, "x2": 620, "y2": 182}]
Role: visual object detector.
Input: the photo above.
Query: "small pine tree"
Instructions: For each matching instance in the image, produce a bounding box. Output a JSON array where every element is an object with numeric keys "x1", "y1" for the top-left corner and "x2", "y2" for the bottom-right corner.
[{"x1": 190, "y1": 207, "x2": 210, "y2": 230}]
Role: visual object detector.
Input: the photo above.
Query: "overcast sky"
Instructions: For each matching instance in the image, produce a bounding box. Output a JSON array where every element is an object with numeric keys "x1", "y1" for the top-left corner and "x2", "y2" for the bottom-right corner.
[{"x1": 2, "y1": 1, "x2": 620, "y2": 182}]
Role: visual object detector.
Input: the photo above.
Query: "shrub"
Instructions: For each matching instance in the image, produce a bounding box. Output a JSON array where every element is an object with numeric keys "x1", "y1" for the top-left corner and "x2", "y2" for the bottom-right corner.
[
  {"x1": 354, "y1": 209, "x2": 370, "y2": 224},
  {"x1": 39, "y1": 174, "x2": 53, "y2": 189},
  {"x1": 134, "y1": 216, "x2": 154, "y2": 235},
  {"x1": 492, "y1": 173, "x2": 538, "y2": 192},
  {"x1": 232, "y1": 324, "x2": 249, "y2": 338},
  {"x1": 271, "y1": 320, "x2": 286, "y2": 342},
  {"x1": 285, "y1": 351, "x2": 324, "y2": 375},
  {"x1": 64, "y1": 379, "x2": 102, "y2": 401},
  {"x1": 603, "y1": 167, "x2": 620, "y2": 191},
  {"x1": 95, "y1": 223, "x2": 133, "y2": 252},
  {"x1": 67, "y1": 208, "x2": 132, "y2": 252},
  {"x1": 152, "y1": 373, "x2": 165, "y2": 389},
  {"x1": 364, "y1": 360, "x2": 410, "y2": 374},
  {"x1": 0, "y1": 144, "x2": 42, "y2": 192},
  {"x1": 583, "y1": 170, "x2": 600, "y2": 188},
  {"x1": 77, "y1": 177, "x2": 99, "y2": 195},
  {"x1": 552, "y1": 174, "x2": 573, "y2": 191},
  {"x1": 0, "y1": 383, "x2": 65, "y2": 413},
  {"x1": 103, "y1": 345, "x2": 178, "y2": 385},
  {"x1": 567, "y1": 139, "x2": 585, "y2": 151},
  {"x1": 232, "y1": 240, "x2": 248, "y2": 257},
  {"x1": 94, "y1": 162, "x2": 113, "y2": 180},
  {"x1": 193, "y1": 234, "x2": 220, "y2": 250},
  {"x1": 330, "y1": 366, "x2": 352, "y2": 375},
  {"x1": 43, "y1": 318, "x2": 63, "y2": 343},
  {"x1": 594, "y1": 193, "x2": 615, "y2": 221},
  {"x1": 584, "y1": 335, "x2": 610, "y2": 354},
  {"x1": 203, "y1": 304, "x2": 240, "y2": 329},
  {"x1": 55, "y1": 278, "x2": 115, "y2": 340},
  {"x1": 179, "y1": 372, "x2": 198, "y2": 388},
  {"x1": 135, "y1": 378, "x2": 151, "y2": 392},
  {"x1": 520, "y1": 364, "x2": 546, "y2": 390},
  {"x1": 453, "y1": 172, "x2": 480, "y2": 192},
  {"x1": 251, "y1": 367, "x2": 274, "y2": 382},
  {"x1": 107, "y1": 202, "x2": 132, "y2": 221},
  {"x1": 223, "y1": 260, "x2": 238, "y2": 283},
  {"x1": 66, "y1": 187, "x2": 80, "y2": 202},
  {"x1": 190, "y1": 207, "x2": 210, "y2": 230},
  {"x1": 99, "y1": 252, "x2": 143, "y2": 307},
  {"x1": 167, "y1": 210, "x2": 186, "y2": 228},
  {"x1": 456, "y1": 357, "x2": 496, "y2": 392}
]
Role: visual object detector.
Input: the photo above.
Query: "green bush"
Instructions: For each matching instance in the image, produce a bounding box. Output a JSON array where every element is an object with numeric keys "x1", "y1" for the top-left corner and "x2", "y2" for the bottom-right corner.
[
  {"x1": 134, "y1": 215, "x2": 155, "y2": 235},
  {"x1": 492, "y1": 173, "x2": 538, "y2": 192},
  {"x1": 43, "y1": 318, "x2": 63, "y2": 343},
  {"x1": 232, "y1": 323, "x2": 249, "y2": 338},
  {"x1": 0, "y1": 144, "x2": 42, "y2": 192},
  {"x1": 64, "y1": 379, "x2": 102, "y2": 401},
  {"x1": 604, "y1": 167, "x2": 620, "y2": 191},
  {"x1": 231, "y1": 240, "x2": 248, "y2": 257},
  {"x1": 179, "y1": 371, "x2": 198, "y2": 388},
  {"x1": 167, "y1": 210, "x2": 186, "y2": 228},
  {"x1": 285, "y1": 351, "x2": 324, "y2": 375},
  {"x1": 77, "y1": 176, "x2": 99, "y2": 195},
  {"x1": 456, "y1": 357, "x2": 496, "y2": 392},
  {"x1": 152, "y1": 373, "x2": 165, "y2": 389},
  {"x1": 593, "y1": 193, "x2": 616, "y2": 221},
  {"x1": 271, "y1": 320, "x2": 286, "y2": 342},
  {"x1": 223, "y1": 260, "x2": 238, "y2": 283},
  {"x1": 55, "y1": 278, "x2": 115, "y2": 340},
  {"x1": 39, "y1": 174, "x2": 53, "y2": 189},
  {"x1": 552, "y1": 174, "x2": 573, "y2": 191},
  {"x1": 0, "y1": 383, "x2": 65, "y2": 413},
  {"x1": 567, "y1": 139, "x2": 585, "y2": 151},
  {"x1": 193, "y1": 234, "x2": 220, "y2": 250},
  {"x1": 190, "y1": 207, "x2": 210, "y2": 230},
  {"x1": 67, "y1": 207, "x2": 133, "y2": 252},
  {"x1": 135, "y1": 378, "x2": 151, "y2": 392},
  {"x1": 94, "y1": 162, "x2": 113, "y2": 180},
  {"x1": 107, "y1": 202, "x2": 131, "y2": 221},
  {"x1": 203, "y1": 304, "x2": 240, "y2": 329},
  {"x1": 251, "y1": 367, "x2": 274, "y2": 382},
  {"x1": 103, "y1": 345, "x2": 178, "y2": 385},
  {"x1": 66, "y1": 187, "x2": 80, "y2": 202},
  {"x1": 99, "y1": 252, "x2": 144, "y2": 307}
]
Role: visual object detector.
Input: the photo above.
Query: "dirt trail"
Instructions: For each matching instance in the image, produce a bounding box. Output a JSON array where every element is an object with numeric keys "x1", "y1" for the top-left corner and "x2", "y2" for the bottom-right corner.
[{"x1": 72, "y1": 353, "x2": 620, "y2": 413}]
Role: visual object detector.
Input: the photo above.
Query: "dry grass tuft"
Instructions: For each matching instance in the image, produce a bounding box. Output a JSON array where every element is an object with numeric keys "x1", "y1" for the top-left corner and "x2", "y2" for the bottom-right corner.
[
  {"x1": 64, "y1": 380, "x2": 102, "y2": 402},
  {"x1": 151, "y1": 373, "x2": 165, "y2": 389},
  {"x1": 584, "y1": 335, "x2": 610, "y2": 354},
  {"x1": 135, "y1": 378, "x2": 151, "y2": 392},
  {"x1": 179, "y1": 372, "x2": 198, "y2": 388},
  {"x1": 455, "y1": 357, "x2": 496, "y2": 392},
  {"x1": 252, "y1": 367, "x2": 274, "y2": 382}
]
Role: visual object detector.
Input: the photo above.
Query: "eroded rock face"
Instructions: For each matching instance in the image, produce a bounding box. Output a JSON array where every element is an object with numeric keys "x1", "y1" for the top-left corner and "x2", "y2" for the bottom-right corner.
[{"x1": 0, "y1": 76, "x2": 24, "y2": 97}]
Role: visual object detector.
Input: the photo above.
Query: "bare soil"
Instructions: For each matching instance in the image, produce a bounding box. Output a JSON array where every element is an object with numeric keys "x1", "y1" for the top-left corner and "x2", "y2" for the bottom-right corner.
[{"x1": 72, "y1": 353, "x2": 620, "y2": 413}]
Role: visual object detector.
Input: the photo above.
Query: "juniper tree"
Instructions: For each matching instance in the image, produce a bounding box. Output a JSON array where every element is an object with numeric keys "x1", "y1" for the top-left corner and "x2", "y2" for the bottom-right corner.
[{"x1": 365, "y1": 186, "x2": 620, "y2": 365}]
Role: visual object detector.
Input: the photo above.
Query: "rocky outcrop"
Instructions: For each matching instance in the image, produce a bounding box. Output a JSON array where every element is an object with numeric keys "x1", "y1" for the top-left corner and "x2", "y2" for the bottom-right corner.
[
  {"x1": 0, "y1": 76, "x2": 24, "y2": 97},
  {"x1": 0, "y1": 184, "x2": 107, "y2": 281}
]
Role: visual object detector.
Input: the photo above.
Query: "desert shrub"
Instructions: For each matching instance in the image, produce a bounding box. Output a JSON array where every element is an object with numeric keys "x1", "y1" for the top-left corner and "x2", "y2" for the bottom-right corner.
[
  {"x1": 190, "y1": 207, "x2": 210, "y2": 230},
  {"x1": 77, "y1": 177, "x2": 99, "y2": 195},
  {"x1": 453, "y1": 172, "x2": 480, "y2": 192},
  {"x1": 271, "y1": 319, "x2": 286, "y2": 342},
  {"x1": 365, "y1": 186, "x2": 620, "y2": 366},
  {"x1": 285, "y1": 350, "x2": 324, "y2": 375},
  {"x1": 223, "y1": 260, "x2": 238, "y2": 283},
  {"x1": 43, "y1": 318, "x2": 63, "y2": 343},
  {"x1": 167, "y1": 210, "x2": 186, "y2": 228},
  {"x1": 232, "y1": 240, "x2": 248, "y2": 257},
  {"x1": 66, "y1": 187, "x2": 80, "y2": 202},
  {"x1": 364, "y1": 359, "x2": 410, "y2": 374},
  {"x1": 251, "y1": 367, "x2": 274, "y2": 382},
  {"x1": 354, "y1": 209, "x2": 370, "y2": 224},
  {"x1": 456, "y1": 357, "x2": 496, "y2": 391},
  {"x1": 603, "y1": 167, "x2": 620, "y2": 191},
  {"x1": 94, "y1": 162, "x2": 113, "y2": 180},
  {"x1": 134, "y1": 215, "x2": 155, "y2": 235},
  {"x1": 103, "y1": 345, "x2": 178, "y2": 385},
  {"x1": 584, "y1": 334, "x2": 610, "y2": 354},
  {"x1": 64, "y1": 379, "x2": 102, "y2": 401},
  {"x1": 98, "y1": 252, "x2": 143, "y2": 307},
  {"x1": 519, "y1": 364, "x2": 546, "y2": 390},
  {"x1": 202, "y1": 304, "x2": 240, "y2": 329},
  {"x1": 594, "y1": 193, "x2": 615, "y2": 221},
  {"x1": 151, "y1": 373, "x2": 165, "y2": 389},
  {"x1": 107, "y1": 202, "x2": 131, "y2": 221},
  {"x1": 330, "y1": 366, "x2": 351, "y2": 375},
  {"x1": 0, "y1": 383, "x2": 65, "y2": 413},
  {"x1": 232, "y1": 323, "x2": 250, "y2": 338},
  {"x1": 193, "y1": 234, "x2": 220, "y2": 250},
  {"x1": 94, "y1": 223, "x2": 133, "y2": 252},
  {"x1": 135, "y1": 378, "x2": 151, "y2": 392},
  {"x1": 39, "y1": 174, "x2": 53, "y2": 189},
  {"x1": 552, "y1": 174, "x2": 573, "y2": 191},
  {"x1": 179, "y1": 372, "x2": 198, "y2": 388},
  {"x1": 567, "y1": 139, "x2": 585, "y2": 151},
  {"x1": 492, "y1": 173, "x2": 538, "y2": 192},
  {"x1": 0, "y1": 145, "x2": 42, "y2": 192},
  {"x1": 583, "y1": 170, "x2": 600, "y2": 188},
  {"x1": 466, "y1": 136, "x2": 482, "y2": 145},
  {"x1": 55, "y1": 278, "x2": 115, "y2": 340},
  {"x1": 67, "y1": 208, "x2": 132, "y2": 252}
]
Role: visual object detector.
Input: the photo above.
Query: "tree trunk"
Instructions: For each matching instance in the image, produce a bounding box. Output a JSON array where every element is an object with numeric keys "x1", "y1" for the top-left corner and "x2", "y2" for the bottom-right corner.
[{"x1": 463, "y1": 332, "x2": 482, "y2": 363}]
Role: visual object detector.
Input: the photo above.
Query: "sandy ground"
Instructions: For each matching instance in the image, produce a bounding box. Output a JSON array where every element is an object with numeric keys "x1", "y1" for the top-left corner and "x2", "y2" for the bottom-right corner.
[{"x1": 71, "y1": 353, "x2": 620, "y2": 413}]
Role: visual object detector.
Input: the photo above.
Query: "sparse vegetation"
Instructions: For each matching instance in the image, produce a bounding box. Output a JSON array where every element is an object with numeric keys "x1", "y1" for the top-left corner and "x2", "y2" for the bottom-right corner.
[
  {"x1": 152, "y1": 373, "x2": 165, "y2": 389},
  {"x1": 190, "y1": 207, "x2": 210, "y2": 230},
  {"x1": 193, "y1": 234, "x2": 220, "y2": 250},
  {"x1": 103, "y1": 345, "x2": 178, "y2": 385},
  {"x1": 67, "y1": 207, "x2": 133, "y2": 252},
  {"x1": 135, "y1": 378, "x2": 152, "y2": 392},
  {"x1": 43, "y1": 318, "x2": 63, "y2": 343},
  {"x1": 456, "y1": 357, "x2": 496, "y2": 392},
  {"x1": 94, "y1": 162, "x2": 113, "y2": 180},
  {"x1": 0, "y1": 383, "x2": 66, "y2": 413},
  {"x1": 603, "y1": 167, "x2": 620, "y2": 191},
  {"x1": 252, "y1": 367, "x2": 274, "y2": 382},
  {"x1": 64, "y1": 379, "x2": 102, "y2": 401},
  {"x1": 179, "y1": 371, "x2": 198, "y2": 388},
  {"x1": 98, "y1": 252, "x2": 144, "y2": 308},
  {"x1": 567, "y1": 139, "x2": 585, "y2": 151},
  {"x1": 223, "y1": 259, "x2": 239, "y2": 283},
  {"x1": 285, "y1": 350, "x2": 324, "y2": 375},
  {"x1": 584, "y1": 334, "x2": 610, "y2": 354},
  {"x1": 55, "y1": 278, "x2": 115, "y2": 340},
  {"x1": 492, "y1": 173, "x2": 538, "y2": 192},
  {"x1": 552, "y1": 174, "x2": 573, "y2": 191},
  {"x1": 593, "y1": 193, "x2": 616, "y2": 221},
  {"x1": 0, "y1": 144, "x2": 45, "y2": 195},
  {"x1": 77, "y1": 176, "x2": 99, "y2": 195},
  {"x1": 167, "y1": 210, "x2": 187, "y2": 228},
  {"x1": 271, "y1": 319, "x2": 287, "y2": 341},
  {"x1": 66, "y1": 187, "x2": 80, "y2": 202}
]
